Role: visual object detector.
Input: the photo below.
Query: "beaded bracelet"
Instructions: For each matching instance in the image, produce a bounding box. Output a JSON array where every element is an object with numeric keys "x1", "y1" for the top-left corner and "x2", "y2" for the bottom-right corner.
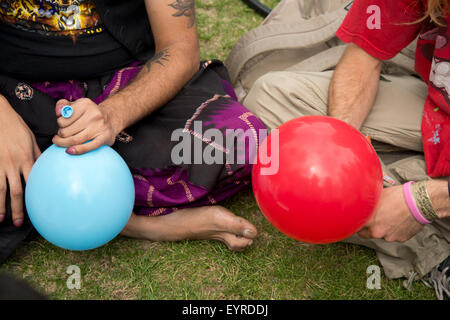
[
  {"x1": 403, "y1": 182, "x2": 432, "y2": 225},
  {"x1": 411, "y1": 181, "x2": 439, "y2": 221}
]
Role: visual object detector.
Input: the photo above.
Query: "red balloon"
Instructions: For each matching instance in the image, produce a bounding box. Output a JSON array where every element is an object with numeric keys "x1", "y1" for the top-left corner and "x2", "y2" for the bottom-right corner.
[{"x1": 252, "y1": 116, "x2": 383, "y2": 244}]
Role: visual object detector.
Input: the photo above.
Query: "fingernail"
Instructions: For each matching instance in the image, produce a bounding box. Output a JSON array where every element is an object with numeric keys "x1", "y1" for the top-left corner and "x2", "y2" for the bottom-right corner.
[
  {"x1": 0, "y1": 215, "x2": 5, "y2": 223},
  {"x1": 66, "y1": 147, "x2": 76, "y2": 155},
  {"x1": 13, "y1": 219, "x2": 23, "y2": 227},
  {"x1": 243, "y1": 229, "x2": 256, "y2": 238}
]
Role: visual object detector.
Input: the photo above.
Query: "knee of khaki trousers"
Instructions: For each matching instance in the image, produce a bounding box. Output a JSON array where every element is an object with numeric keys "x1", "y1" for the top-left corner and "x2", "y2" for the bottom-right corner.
[
  {"x1": 361, "y1": 74, "x2": 427, "y2": 152},
  {"x1": 243, "y1": 71, "x2": 332, "y2": 131},
  {"x1": 243, "y1": 70, "x2": 427, "y2": 153}
]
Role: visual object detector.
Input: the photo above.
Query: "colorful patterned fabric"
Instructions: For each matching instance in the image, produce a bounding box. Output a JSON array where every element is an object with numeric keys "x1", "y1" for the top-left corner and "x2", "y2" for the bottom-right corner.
[
  {"x1": 0, "y1": 0, "x2": 103, "y2": 38},
  {"x1": 0, "y1": 60, "x2": 265, "y2": 217}
]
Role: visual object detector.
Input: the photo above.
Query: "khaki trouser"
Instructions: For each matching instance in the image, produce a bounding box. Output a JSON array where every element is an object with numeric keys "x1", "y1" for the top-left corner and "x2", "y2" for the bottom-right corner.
[{"x1": 244, "y1": 70, "x2": 450, "y2": 279}]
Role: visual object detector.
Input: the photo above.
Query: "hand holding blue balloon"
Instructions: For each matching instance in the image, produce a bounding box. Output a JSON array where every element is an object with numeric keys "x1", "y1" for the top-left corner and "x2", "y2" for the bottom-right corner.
[
  {"x1": 25, "y1": 106, "x2": 135, "y2": 251},
  {"x1": 59, "y1": 105, "x2": 93, "y2": 148},
  {"x1": 53, "y1": 99, "x2": 118, "y2": 156}
]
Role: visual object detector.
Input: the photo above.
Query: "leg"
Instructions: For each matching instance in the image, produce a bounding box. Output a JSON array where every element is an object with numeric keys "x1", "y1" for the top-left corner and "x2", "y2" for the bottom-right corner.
[
  {"x1": 244, "y1": 71, "x2": 332, "y2": 130},
  {"x1": 110, "y1": 61, "x2": 265, "y2": 250},
  {"x1": 244, "y1": 70, "x2": 426, "y2": 151},
  {"x1": 244, "y1": 69, "x2": 450, "y2": 278},
  {"x1": 0, "y1": 273, "x2": 46, "y2": 299},
  {"x1": 121, "y1": 206, "x2": 257, "y2": 251}
]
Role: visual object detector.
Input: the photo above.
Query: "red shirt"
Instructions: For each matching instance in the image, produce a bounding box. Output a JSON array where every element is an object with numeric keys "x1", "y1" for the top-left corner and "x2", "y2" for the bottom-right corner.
[{"x1": 337, "y1": 0, "x2": 450, "y2": 178}]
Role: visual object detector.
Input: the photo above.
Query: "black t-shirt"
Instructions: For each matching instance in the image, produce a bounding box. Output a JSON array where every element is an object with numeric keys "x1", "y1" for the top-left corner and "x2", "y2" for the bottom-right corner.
[{"x1": 0, "y1": 0, "x2": 135, "y2": 81}]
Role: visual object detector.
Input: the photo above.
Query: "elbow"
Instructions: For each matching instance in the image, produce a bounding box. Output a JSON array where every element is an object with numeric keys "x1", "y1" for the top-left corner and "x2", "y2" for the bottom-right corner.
[
  {"x1": 336, "y1": 43, "x2": 382, "y2": 80},
  {"x1": 186, "y1": 46, "x2": 200, "y2": 78},
  {"x1": 373, "y1": 58, "x2": 382, "y2": 73},
  {"x1": 172, "y1": 41, "x2": 200, "y2": 80},
  {"x1": 156, "y1": 40, "x2": 199, "y2": 81},
  {"x1": 345, "y1": 43, "x2": 382, "y2": 70}
]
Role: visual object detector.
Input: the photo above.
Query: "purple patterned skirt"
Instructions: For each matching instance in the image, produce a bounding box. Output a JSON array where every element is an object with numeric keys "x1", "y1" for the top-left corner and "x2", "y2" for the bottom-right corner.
[{"x1": 0, "y1": 60, "x2": 265, "y2": 216}]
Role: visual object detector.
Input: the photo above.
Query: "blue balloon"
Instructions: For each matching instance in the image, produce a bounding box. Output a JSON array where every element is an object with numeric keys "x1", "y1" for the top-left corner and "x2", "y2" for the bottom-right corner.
[{"x1": 25, "y1": 144, "x2": 135, "y2": 251}]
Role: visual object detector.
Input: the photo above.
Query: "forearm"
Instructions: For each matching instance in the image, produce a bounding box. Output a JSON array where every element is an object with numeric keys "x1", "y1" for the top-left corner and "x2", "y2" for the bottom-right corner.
[
  {"x1": 328, "y1": 44, "x2": 382, "y2": 130},
  {"x1": 427, "y1": 180, "x2": 450, "y2": 219},
  {"x1": 99, "y1": 41, "x2": 199, "y2": 134}
]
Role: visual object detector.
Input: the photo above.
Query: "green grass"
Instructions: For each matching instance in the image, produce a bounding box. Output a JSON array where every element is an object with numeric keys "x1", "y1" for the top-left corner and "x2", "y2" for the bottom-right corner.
[
  {"x1": 0, "y1": 0, "x2": 437, "y2": 300},
  {"x1": 196, "y1": 0, "x2": 278, "y2": 60}
]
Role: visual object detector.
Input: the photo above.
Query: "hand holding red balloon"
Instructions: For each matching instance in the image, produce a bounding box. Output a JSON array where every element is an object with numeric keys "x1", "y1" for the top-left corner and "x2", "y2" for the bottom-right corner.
[
  {"x1": 358, "y1": 185, "x2": 423, "y2": 242},
  {"x1": 252, "y1": 116, "x2": 383, "y2": 244}
]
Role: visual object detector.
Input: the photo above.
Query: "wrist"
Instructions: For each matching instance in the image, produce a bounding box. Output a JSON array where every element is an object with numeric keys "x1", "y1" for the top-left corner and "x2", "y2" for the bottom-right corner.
[
  {"x1": 327, "y1": 110, "x2": 363, "y2": 130},
  {"x1": 426, "y1": 180, "x2": 450, "y2": 219},
  {"x1": 98, "y1": 98, "x2": 126, "y2": 136},
  {"x1": 403, "y1": 182, "x2": 432, "y2": 224}
]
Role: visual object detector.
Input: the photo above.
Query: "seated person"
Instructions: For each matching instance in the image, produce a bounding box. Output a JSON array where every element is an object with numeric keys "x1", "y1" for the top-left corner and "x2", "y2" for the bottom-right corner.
[
  {"x1": 0, "y1": 0, "x2": 265, "y2": 264},
  {"x1": 244, "y1": 0, "x2": 450, "y2": 291}
]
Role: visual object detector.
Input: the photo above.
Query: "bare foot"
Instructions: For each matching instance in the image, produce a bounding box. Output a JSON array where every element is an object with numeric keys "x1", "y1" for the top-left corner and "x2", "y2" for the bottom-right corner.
[{"x1": 121, "y1": 206, "x2": 257, "y2": 251}]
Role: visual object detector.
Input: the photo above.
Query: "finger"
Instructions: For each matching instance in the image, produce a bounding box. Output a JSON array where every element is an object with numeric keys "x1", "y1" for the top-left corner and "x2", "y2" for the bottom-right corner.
[
  {"x1": 361, "y1": 207, "x2": 377, "y2": 227},
  {"x1": 31, "y1": 134, "x2": 41, "y2": 161},
  {"x1": 7, "y1": 173, "x2": 24, "y2": 227},
  {"x1": 0, "y1": 174, "x2": 6, "y2": 223},
  {"x1": 33, "y1": 140, "x2": 41, "y2": 160},
  {"x1": 22, "y1": 162, "x2": 33, "y2": 183},
  {"x1": 357, "y1": 228, "x2": 371, "y2": 239},
  {"x1": 57, "y1": 118, "x2": 87, "y2": 139},
  {"x1": 56, "y1": 99, "x2": 71, "y2": 117},
  {"x1": 69, "y1": 137, "x2": 105, "y2": 155},
  {"x1": 384, "y1": 236, "x2": 398, "y2": 243},
  {"x1": 53, "y1": 128, "x2": 91, "y2": 148}
]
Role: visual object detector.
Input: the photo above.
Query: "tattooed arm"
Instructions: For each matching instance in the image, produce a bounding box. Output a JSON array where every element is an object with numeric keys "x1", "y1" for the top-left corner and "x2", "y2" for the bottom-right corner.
[
  {"x1": 101, "y1": 0, "x2": 199, "y2": 132},
  {"x1": 53, "y1": 0, "x2": 200, "y2": 155}
]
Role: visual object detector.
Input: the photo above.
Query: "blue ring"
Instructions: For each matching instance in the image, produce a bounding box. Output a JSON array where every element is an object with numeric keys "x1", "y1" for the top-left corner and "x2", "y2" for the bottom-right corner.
[{"x1": 61, "y1": 105, "x2": 74, "y2": 119}]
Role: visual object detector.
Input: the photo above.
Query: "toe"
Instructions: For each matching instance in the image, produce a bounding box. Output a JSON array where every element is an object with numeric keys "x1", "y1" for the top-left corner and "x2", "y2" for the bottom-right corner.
[
  {"x1": 213, "y1": 206, "x2": 258, "y2": 240},
  {"x1": 242, "y1": 224, "x2": 258, "y2": 239},
  {"x1": 220, "y1": 233, "x2": 254, "y2": 251}
]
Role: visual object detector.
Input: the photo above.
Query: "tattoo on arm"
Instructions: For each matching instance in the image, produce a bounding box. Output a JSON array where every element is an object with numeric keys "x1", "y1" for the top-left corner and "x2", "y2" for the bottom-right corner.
[
  {"x1": 168, "y1": 0, "x2": 195, "y2": 28},
  {"x1": 145, "y1": 49, "x2": 170, "y2": 72}
]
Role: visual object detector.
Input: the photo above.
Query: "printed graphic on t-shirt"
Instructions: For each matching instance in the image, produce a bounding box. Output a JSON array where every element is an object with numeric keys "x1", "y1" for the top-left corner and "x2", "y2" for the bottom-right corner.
[{"x1": 0, "y1": 0, "x2": 103, "y2": 38}]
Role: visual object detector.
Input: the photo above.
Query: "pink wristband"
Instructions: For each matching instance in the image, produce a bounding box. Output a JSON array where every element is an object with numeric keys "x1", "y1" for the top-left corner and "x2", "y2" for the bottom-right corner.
[{"x1": 403, "y1": 182, "x2": 432, "y2": 225}]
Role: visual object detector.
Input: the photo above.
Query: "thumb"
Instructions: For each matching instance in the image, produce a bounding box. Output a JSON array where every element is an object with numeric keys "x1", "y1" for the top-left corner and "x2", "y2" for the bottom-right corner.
[{"x1": 56, "y1": 99, "x2": 71, "y2": 117}]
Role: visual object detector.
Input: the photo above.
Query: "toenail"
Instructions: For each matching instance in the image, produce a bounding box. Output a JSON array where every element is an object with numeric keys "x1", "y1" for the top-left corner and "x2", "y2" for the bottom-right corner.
[{"x1": 243, "y1": 229, "x2": 255, "y2": 238}]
